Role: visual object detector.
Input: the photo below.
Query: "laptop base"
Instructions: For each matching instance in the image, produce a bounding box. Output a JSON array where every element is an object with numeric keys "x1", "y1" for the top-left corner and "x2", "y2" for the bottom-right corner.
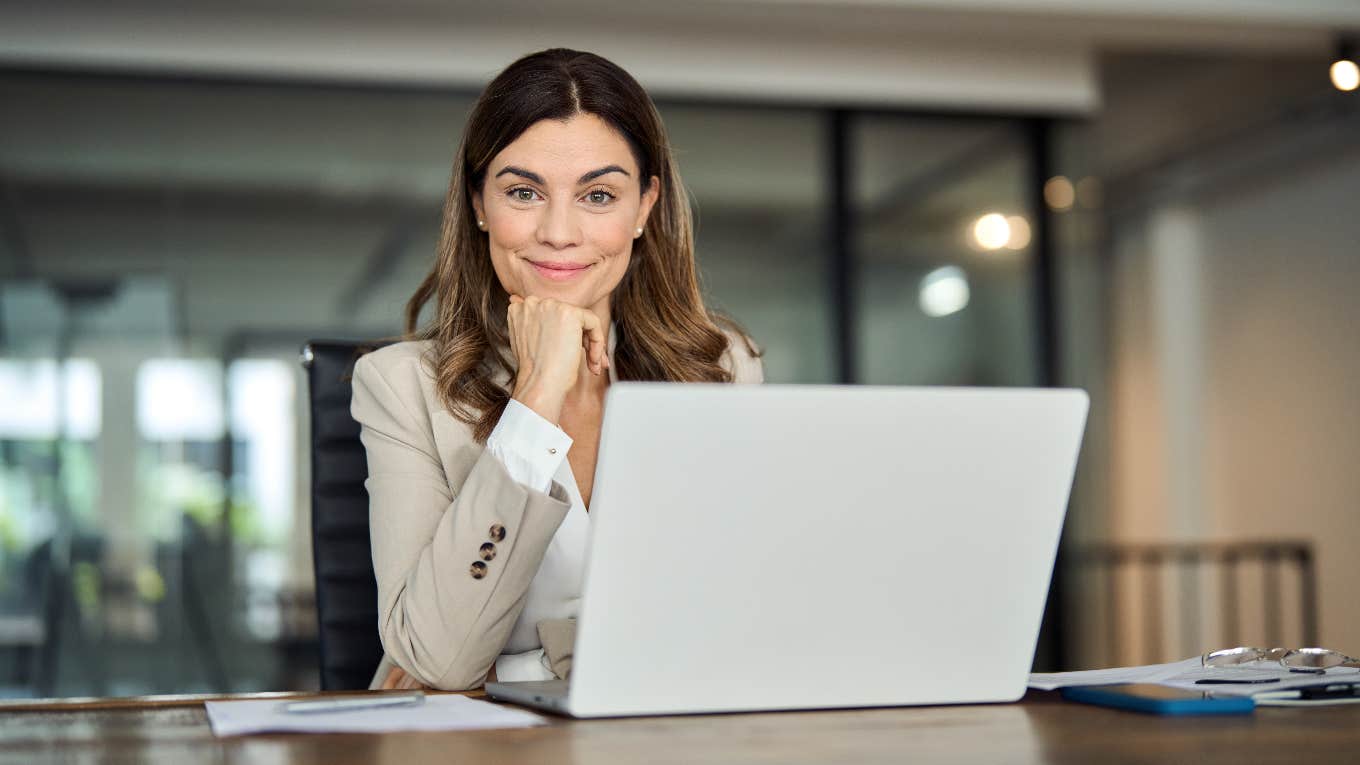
[{"x1": 486, "y1": 679, "x2": 572, "y2": 715}]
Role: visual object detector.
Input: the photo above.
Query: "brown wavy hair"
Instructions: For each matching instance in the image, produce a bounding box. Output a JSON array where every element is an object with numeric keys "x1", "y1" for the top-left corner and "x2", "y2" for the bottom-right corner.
[{"x1": 402, "y1": 48, "x2": 757, "y2": 442}]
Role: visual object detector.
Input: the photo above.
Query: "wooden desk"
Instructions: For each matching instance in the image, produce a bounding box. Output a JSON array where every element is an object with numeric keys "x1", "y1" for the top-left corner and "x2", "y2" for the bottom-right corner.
[{"x1": 1, "y1": 690, "x2": 1355, "y2": 764}]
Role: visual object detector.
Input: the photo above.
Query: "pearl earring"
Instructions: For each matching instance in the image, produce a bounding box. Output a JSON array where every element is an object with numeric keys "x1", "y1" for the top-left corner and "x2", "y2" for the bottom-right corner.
[
  {"x1": 477, "y1": 220, "x2": 485, "y2": 229},
  {"x1": 635, "y1": 227, "x2": 643, "y2": 237}
]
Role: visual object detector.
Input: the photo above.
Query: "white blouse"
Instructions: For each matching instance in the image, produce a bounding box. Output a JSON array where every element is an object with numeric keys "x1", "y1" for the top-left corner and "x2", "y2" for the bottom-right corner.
[
  {"x1": 484, "y1": 396, "x2": 593, "y2": 682},
  {"x1": 481, "y1": 327, "x2": 763, "y2": 682}
]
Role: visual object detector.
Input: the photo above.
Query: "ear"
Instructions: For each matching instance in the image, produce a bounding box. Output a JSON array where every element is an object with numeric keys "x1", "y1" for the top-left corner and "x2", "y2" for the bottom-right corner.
[
  {"x1": 471, "y1": 189, "x2": 486, "y2": 226},
  {"x1": 635, "y1": 175, "x2": 661, "y2": 232}
]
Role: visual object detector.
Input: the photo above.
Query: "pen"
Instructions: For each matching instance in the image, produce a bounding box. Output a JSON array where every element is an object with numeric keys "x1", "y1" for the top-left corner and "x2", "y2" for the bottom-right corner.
[
  {"x1": 1195, "y1": 678, "x2": 1281, "y2": 685},
  {"x1": 1297, "y1": 683, "x2": 1360, "y2": 700},
  {"x1": 282, "y1": 691, "x2": 426, "y2": 714}
]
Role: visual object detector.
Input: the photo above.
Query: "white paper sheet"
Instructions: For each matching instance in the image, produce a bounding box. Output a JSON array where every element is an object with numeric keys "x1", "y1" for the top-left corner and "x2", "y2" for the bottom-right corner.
[
  {"x1": 1027, "y1": 658, "x2": 1201, "y2": 691},
  {"x1": 1159, "y1": 665, "x2": 1360, "y2": 696},
  {"x1": 205, "y1": 694, "x2": 548, "y2": 736},
  {"x1": 1029, "y1": 657, "x2": 1360, "y2": 696}
]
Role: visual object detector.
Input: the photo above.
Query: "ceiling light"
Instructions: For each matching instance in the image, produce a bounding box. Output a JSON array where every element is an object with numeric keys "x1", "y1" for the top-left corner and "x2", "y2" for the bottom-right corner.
[
  {"x1": 1333, "y1": 37, "x2": 1359, "y2": 92},
  {"x1": 972, "y1": 213, "x2": 1010, "y2": 250},
  {"x1": 1005, "y1": 216, "x2": 1031, "y2": 250},
  {"x1": 919, "y1": 266, "x2": 970, "y2": 318},
  {"x1": 1044, "y1": 176, "x2": 1075, "y2": 212}
]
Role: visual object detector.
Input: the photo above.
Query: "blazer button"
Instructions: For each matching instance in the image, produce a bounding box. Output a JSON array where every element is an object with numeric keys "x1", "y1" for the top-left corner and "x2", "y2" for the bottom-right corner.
[
  {"x1": 479, "y1": 542, "x2": 497, "y2": 561},
  {"x1": 489, "y1": 523, "x2": 506, "y2": 542},
  {"x1": 470, "y1": 561, "x2": 488, "y2": 579}
]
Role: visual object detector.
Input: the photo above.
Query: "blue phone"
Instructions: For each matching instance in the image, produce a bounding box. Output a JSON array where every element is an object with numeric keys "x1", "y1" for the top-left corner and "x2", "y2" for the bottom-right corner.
[{"x1": 1061, "y1": 684, "x2": 1255, "y2": 715}]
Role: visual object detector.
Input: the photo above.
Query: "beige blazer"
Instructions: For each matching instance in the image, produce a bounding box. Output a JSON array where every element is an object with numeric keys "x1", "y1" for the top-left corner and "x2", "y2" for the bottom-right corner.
[{"x1": 350, "y1": 327, "x2": 763, "y2": 690}]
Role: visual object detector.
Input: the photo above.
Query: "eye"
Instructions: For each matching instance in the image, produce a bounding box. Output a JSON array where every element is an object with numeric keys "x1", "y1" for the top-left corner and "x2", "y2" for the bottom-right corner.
[
  {"x1": 507, "y1": 187, "x2": 540, "y2": 203},
  {"x1": 584, "y1": 189, "x2": 616, "y2": 206}
]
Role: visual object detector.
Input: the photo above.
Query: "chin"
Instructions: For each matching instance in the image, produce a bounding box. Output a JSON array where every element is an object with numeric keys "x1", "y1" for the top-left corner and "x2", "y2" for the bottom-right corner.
[{"x1": 525, "y1": 283, "x2": 592, "y2": 305}]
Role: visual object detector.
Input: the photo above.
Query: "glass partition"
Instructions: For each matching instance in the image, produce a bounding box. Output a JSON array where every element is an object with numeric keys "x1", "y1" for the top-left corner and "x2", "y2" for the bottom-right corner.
[
  {"x1": 0, "y1": 70, "x2": 1051, "y2": 696},
  {"x1": 852, "y1": 116, "x2": 1040, "y2": 387}
]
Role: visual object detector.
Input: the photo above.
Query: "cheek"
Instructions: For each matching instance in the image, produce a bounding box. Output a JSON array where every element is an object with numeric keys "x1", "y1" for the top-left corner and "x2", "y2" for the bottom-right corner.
[
  {"x1": 486, "y1": 217, "x2": 536, "y2": 291},
  {"x1": 593, "y1": 254, "x2": 633, "y2": 308},
  {"x1": 587, "y1": 218, "x2": 637, "y2": 260},
  {"x1": 489, "y1": 214, "x2": 537, "y2": 250},
  {"x1": 589, "y1": 222, "x2": 635, "y2": 290},
  {"x1": 487, "y1": 253, "x2": 517, "y2": 295}
]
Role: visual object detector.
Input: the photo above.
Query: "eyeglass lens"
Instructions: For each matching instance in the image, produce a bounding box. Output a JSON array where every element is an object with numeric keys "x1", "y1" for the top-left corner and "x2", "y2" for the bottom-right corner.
[
  {"x1": 1203, "y1": 646, "x2": 1352, "y2": 669},
  {"x1": 1203, "y1": 647, "x2": 1266, "y2": 666},
  {"x1": 1283, "y1": 648, "x2": 1348, "y2": 669}
]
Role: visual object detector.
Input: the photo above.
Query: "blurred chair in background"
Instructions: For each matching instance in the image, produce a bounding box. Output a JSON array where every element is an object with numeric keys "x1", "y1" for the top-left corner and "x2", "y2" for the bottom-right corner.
[
  {"x1": 1070, "y1": 540, "x2": 1319, "y2": 666},
  {"x1": 302, "y1": 340, "x2": 387, "y2": 690}
]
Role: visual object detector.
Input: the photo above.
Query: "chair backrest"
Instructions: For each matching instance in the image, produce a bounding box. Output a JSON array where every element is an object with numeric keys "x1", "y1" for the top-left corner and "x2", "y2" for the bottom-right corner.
[
  {"x1": 302, "y1": 339, "x2": 386, "y2": 690},
  {"x1": 1069, "y1": 540, "x2": 1319, "y2": 666}
]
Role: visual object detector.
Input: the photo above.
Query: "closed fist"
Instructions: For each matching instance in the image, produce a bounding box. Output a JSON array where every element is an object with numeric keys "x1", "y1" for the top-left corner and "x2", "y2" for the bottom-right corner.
[{"x1": 507, "y1": 295, "x2": 607, "y2": 423}]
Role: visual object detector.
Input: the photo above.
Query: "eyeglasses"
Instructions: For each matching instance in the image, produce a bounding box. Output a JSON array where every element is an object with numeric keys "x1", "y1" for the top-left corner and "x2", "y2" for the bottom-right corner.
[{"x1": 1202, "y1": 646, "x2": 1360, "y2": 674}]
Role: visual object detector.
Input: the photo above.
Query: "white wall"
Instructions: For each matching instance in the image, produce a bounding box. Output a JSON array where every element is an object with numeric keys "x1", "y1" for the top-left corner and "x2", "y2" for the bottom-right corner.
[
  {"x1": 1105, "y1": 143, "x2": 1360, "y2": 664},
  {"x1": 1200, "y1": 150, "x2": 1360, "y2": 654}
]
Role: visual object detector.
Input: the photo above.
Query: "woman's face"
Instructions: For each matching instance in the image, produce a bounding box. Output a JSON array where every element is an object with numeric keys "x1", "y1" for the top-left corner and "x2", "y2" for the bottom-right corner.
[{"x1": 473, "y1": 113, "x2": 660, "y2": 317}]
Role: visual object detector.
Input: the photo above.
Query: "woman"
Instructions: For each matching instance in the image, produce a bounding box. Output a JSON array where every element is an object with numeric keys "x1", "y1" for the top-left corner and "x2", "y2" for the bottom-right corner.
[{"x1": 350, "y1": 48, "x2": 763, "y2": 691}]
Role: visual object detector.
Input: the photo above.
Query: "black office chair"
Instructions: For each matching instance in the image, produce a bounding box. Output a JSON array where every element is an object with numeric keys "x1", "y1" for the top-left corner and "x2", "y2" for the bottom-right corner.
[{"x1": 302, "y1": 339, "x2": 388, "y2": 690}]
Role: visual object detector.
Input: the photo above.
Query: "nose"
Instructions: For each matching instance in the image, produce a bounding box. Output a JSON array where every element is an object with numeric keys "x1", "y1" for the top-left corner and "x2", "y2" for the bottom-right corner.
[{"x1": 536, "y1": 197, "x2": 582, "y2": 250}]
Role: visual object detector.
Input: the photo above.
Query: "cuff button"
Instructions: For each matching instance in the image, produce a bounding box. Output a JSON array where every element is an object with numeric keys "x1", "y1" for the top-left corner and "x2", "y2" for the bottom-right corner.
[
  {"x1": 470, "y1": 561, "x2": 488, "y2": 579},
  {"x1": 479, "y1": 542, "x2": 497, "y2": 561},
  {"x1": 489, "y1": 523, "x2": 507, "y2": 542}
]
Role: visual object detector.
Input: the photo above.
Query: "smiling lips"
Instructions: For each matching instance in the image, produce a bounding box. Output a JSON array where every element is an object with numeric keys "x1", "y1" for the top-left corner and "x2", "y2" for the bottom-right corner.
[{"x1": 529, "y1": 260, "x2": 593, "y2": 281}]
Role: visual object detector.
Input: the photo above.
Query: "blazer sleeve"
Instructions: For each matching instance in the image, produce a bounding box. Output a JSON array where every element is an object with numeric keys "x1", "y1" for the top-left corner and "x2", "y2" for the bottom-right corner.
[
  {"x1": 722, "y1": 329, "x2": 765, "y2": 384},
  {"x1": 350, "y1": 352, "x2": 572, "y2": 690}
]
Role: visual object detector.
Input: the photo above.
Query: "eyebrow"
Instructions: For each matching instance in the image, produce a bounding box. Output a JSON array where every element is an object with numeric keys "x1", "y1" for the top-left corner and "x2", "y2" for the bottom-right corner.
[{"x1": 494, "y1": 164, "x2": 631, "y2": 185}]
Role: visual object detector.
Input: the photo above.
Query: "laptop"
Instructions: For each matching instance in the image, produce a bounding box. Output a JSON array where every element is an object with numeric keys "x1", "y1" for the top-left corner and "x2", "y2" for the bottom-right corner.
[{"x1": 487, "y1": 383, "x2": 1089, "y2": 717}]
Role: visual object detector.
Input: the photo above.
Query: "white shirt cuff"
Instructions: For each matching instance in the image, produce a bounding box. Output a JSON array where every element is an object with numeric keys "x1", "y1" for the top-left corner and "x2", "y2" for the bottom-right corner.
[
  {"x1": 495, "y1": 648, "x2": 556, "y2": 682},
  {"x1": 485, "y1": 398, "x2": 572, "y2": 494}
]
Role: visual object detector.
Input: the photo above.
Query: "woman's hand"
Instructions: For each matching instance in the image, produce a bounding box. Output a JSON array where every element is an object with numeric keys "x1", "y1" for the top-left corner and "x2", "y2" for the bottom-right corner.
[
  {"x1": 507, "y1": 295, "x2": 607, "y2": 424},
  {"x1": 378, "y1": 663, "x2": 496, "y2": 689},
  {"x1": 378, "y1": 664, "x2": 433, "y2": 690}
]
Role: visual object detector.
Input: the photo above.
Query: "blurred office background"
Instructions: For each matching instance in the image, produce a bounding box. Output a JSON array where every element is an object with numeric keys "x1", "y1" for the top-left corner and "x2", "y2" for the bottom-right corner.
[{"x1": 1, "y1": 0, "x2": 1357, "y2": 696}]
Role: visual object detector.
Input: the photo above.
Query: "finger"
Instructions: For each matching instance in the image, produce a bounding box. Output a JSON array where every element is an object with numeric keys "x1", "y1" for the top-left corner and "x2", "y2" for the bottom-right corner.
[
  {"x1": 507, "y1": 303, "x2": 520, "y2": 360},
  {"x1": 571, "y1": 311, "x2": 597, "y2": 375},
  {"x1": 580, "y1": 312, "x2": 606, "y2": 374},
  {"x1": 509, "y1": 294, "x2": 523, "y2": 305},
  {"x1": 510, "y1": 303, "x2": 529, "y2": 371}
]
